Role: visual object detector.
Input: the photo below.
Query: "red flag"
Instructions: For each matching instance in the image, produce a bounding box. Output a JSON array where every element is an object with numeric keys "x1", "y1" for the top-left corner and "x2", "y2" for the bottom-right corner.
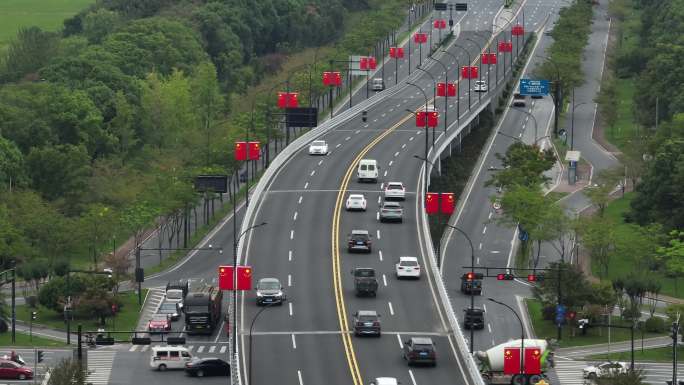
[
  {"x1": 332, "y1": 71, "x2": 342, "y2": 86},
  {"x1": 360, "y1": 57, "x2": 369, "y2": 71},
  {"x1": 287, "y1": 92, "x2": 299, "y2": 108},
  {"x1": 425, "y1": 192, "x2": 439, "y2": 214},
  {"x1": 277, "y1": 92, "x2": 288, "y2": 109},
  {"x1": 512, "y1": 24, "x2": 524, "y2": 36},
  {"x1": 441, "y1": 192, "x2": 455, "y2": 214},
  {"x1": 447, "y1": 83, "x2": 457, "y2": 97},
  {"x1": 470, "y1": 66, "x2": 478, "y2": 79},
  {"x1": 248, "y1": 141, "x2": 260, "y2": 160},
  {"x1": 390, "y1": 47, "x2": 404, "y2": 59},
  {"x1": 415, "y1": 111, "x2": 427, "y2": 127},
  {"x1": 498, "y1": 41, "x2": 513, "y2": 53},
  {"x1": 481, "y1": 53, "x2": 489, "y2": 65},
  {"x1": 218, "y1": 265, "x2": 233, "y2": 290},
  {"x1": 368, "y1": 57, "x2": 377, "y2": 70},
  {"x1": 488, "y1": 53, "x2": 498, "y2": 64},
  {"x1": 461, "y1": 66, "x2": 470, "y2": 79},
  {"x1": 427, "y1": 111, "x2": 439, "y2": 128},
  {"x1": 437, "y1": 82, "x2": 446, "y2": 97},
  {"x1": 503, "y1": 347, "x2": 521, "y2": 375},
  {"x1": 414, "y1": 32, "x2": 427, "y2": 44},
  {"x1": 433, "y1": 19, "x2": 446, "y2": 29},
  {"x1": 322, "y1": 71, "x2": 332, "y2": 86},
  {"x1": 524, "y1": 348, "x2": 541, "y2": 375},
  {"x1": 236, "y1": 266, "x2": 252, "y2": 291},
  {"x1": 234, "y1": 142, "x2": 247, "y2": 161}
]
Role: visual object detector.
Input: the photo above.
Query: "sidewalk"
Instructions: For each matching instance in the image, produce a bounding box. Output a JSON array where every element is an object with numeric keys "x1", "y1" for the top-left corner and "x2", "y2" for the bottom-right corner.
[{"x1": 556, "y1": 336, "x2": 672, "y2": 359}]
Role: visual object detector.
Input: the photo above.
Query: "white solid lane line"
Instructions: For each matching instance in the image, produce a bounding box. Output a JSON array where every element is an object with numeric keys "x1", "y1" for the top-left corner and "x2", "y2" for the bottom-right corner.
[
  {"x1": 290, "y1": 230, "x2": 294, "y2": 240},
  {"x1": 336, "y1": 143, "x2": 341, "y2": 148},
  {"x1": 298, "y1": 370, "x2": 304, "y2": 385},
  {"x1": 288, "y1": 274, "x2": 292, "y2": 287},
  {"x1": 389, "y1": 160, "x2": 393, "y2": 167},
  {"x1": 376, "y1": 230, "x2": 381, "y2": 239},
  {"x1": 482, "y1": 226, "x2": 487, "y2": 234},
  {"x1": 409, "y1": 136, "x2": 414, "y2": 141},
  {"x1": 288, "y1": 250, "x2": 293, "y2": 261},
  {"x1": 479, "y1": 242, "x2": 483, "y2": 250},
  {"x1": 304, "y1": 182, "x2": 309, "y2": 189},
  {"x1": 380, "y1": 182, "x2": 384, "y2": 190},
  {"x1": 394, "y1": 151, "x2": 400, "y2": 157},
  {"x1": 409, "y1": 369, "x2": 418, "y2": 385},
  {"x1": 376, "y1": 212, "x2": 380, "y2": 221},
  {"x1": 379, "y1": 250, "x2": 383, "y2": 261},
  {"x1": 401, "y1": 144, "x2": 406, "y2": 149},
  {"x1": 384, "y1": 170, "x2": 388, "y2": 177},
  {"x1": 310, "y1": 170, "x2": 315, "y2": 176},
  {"x1": 388, "y1": 301, "x2": 394, "y2": 316},
  {"x1": 345, "y1": 136, "x2": 351, "y2": 141},
  {"x1": 383, "y1": 274, "x2": 388, "y2": 287},
  {"x1": 318, "y1": 160, "x2": 323, "y2": 166},
  {"x1": 488, "y1": 323, "x2": 492, "y2": 333},
  {"x1": 292, "y1": 334, "x2": 297, "y2": 349},
  {"x1": 396, "y1": 334, "x2": 403, "y2": 348},
  {"x1": 293, "y1": 212, "x2": 298, "y2": 221},
  {"x1": 377, "y1": 196, "x2": 381, "y2": 204},
  {"x1": 298, "y1": 196, "x2": 303, "y2": 204},
  {"x1": 289, "y1": 302, "x2": 293, "y2": 316}
]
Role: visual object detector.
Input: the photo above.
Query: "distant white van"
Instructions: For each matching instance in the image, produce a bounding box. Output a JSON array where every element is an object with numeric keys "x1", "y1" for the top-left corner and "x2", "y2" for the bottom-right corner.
[
  {"x1": 149, "y1": 345, "x2": 193, "y2": 371},
  {"x1": 357, "y1": 159, "x2": 379, "y2": 183},
  {"x1": 371, "y1": 78, "x2": 385, "y2": 91}
]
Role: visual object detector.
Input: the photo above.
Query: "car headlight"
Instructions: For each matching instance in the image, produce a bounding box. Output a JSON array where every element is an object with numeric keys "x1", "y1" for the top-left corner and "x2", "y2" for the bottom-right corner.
[
  {"x1": 275, "y1": 291, "x2": 283, "y2": 297},
  {"x1": 257, "y1": 292, "x2": 263, "y2": 297}
]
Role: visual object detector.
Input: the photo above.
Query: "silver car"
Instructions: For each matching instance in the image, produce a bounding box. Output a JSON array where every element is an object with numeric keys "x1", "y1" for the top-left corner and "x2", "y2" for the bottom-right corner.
[{"x1": 379, "y1": 202, "x2": 403, "y2": 223}]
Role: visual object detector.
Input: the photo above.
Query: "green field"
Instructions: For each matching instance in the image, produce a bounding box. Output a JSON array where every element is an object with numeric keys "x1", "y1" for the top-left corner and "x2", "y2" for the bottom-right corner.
[
  {"x1": 605, "y1": 78, "x2": 638, "y2": 149},
  {"x1": 526, "y1": 299, "x2": 666, "y2": 348},
  {"x1": 0, "y1": 331, "x2": 65, "y2": 347},
  {"x1": 0, "y1": 0, "x2": 93, "y2": 50}
]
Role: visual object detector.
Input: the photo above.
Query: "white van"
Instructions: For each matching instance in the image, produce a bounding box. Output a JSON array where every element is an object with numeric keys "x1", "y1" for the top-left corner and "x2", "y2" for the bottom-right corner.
[
  {"x1": 371, "y1": 78, "x2": 385, "y2": 91},
  {"x1": 357, "y1": 159, "x2": 379, "y2": 183},
  {"x1": 149, "y1": 345, "x2": 193, "y2": 371}
]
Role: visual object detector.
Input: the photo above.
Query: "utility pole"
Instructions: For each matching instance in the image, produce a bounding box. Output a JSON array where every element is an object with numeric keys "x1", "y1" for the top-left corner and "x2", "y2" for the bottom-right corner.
[{"x1": 673, "y1": 313, "x2": 680, "y2": 385}]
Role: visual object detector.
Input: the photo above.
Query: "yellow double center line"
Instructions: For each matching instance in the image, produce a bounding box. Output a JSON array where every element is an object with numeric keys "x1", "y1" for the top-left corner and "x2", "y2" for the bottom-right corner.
[{"x1": 331, "y1": 113, "x2": 411, "y2": 385}]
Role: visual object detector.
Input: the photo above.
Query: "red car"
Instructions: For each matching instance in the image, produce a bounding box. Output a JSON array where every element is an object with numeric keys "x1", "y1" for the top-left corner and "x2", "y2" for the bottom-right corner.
[
  {"x1": 148, "y1": 314, "x2": 171, "y2": 333},
  {"x1": 0, "y1": 360, "x2": 33, "y2": 380}
]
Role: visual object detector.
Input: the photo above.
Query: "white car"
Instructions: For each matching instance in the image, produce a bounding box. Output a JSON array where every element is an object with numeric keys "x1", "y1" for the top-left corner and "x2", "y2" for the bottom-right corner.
[
  {"x1": 308, "y1": 140, "x2": 328, "y2": 155},
  {"x1": 370, "y1": 378, "x2": 399, "y2": 385},
  {"x1": 395, "y1": 256, "x2": 421, "y2": 279},
  {"x1": 582, "y1": 361, "x2": 628, "y2": 379},
  {"x1": 345, "y1": 194, "x2": 367, "y2": 211},
  {"x1": 474, "y1": 80, "x2": 488, "y2": 92},
  {"x1": 384, "y1": 182, "x2": 405, "y2": 200}
]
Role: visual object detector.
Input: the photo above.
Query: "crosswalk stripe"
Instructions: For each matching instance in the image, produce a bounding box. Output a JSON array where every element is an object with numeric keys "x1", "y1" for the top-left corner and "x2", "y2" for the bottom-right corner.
[
  {"x1": 220, "y1": 346, "x2": 227, "y2": 354},
  {"x1": 141, "y1": 345, "x2": 149, "y2": 352},
  {"x1": 208, "y1": 346, "x2": 216, "y2": 353},
  {"x1": 128, "y1": 345, "x2": 138, "y2": 352},
  {"x1": 187, "y1": 345, "x2": 194, "y2": 351},
  {"x1": 86, "y1": 351, "x2": 116, "y2": 385},
  {"x1": 197, "y1": 346, "x2": 205, "y2": 353}
]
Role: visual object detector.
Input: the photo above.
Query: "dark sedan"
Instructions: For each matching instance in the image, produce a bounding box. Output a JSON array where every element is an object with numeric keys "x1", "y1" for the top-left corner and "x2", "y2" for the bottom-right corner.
[{"x1": 185, "y1": 358, "x2": 230, "y2": 377}]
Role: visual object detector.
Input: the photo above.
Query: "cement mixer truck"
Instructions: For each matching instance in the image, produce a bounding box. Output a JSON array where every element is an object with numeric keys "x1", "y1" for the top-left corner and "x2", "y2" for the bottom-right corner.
[{"x1": 474, "y1": 339, "x2": 552, "y2": 385}]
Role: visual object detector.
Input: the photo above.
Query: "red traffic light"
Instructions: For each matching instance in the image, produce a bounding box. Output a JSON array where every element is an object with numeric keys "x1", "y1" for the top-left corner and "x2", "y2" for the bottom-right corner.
[
  {"x1": 466, "y1": 272, "x2": 475, "y2": 281},
  {"x1": 497, "y1": 273, "x2": 514, "y2": 281},
  {"x1": 527, "y1": 274, "x2": 536, "y2": 282}
]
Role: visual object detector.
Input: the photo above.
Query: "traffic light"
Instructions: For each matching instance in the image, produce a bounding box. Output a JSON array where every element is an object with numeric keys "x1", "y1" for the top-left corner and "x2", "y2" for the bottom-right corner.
[
  {"x1": 37, "y1": 350, "x2": 44, "y2": 363},
  {"x1": 466, "y1": 272, "x2": 475, "y2": 281},
  {"x1": 527, "y1": 274, "x2": 544, "y2": 282},
  {"x1": 31, "y1": 311, "x2": 37, "y2": 321},
  {"x1": 497, "y1": 273, "x2": 515, "y2": 281}
]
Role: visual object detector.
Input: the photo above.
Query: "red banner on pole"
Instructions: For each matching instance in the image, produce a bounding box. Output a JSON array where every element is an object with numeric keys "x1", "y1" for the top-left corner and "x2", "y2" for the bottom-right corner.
[
  {"x1": 503, "y1": 347, "x2": 520, "y2": 375},
  {"x1": 481, "y1": 53, "x2": 489, "y2": 65},
  {"x1": 414, "y1": 32, "x2": 427, "y2": 44},
  {"x1": 439, "y1": 82, "x2": 459, "y2": 97},
  {"x1": 512, "y1": 24, "x2": 525, "y2": 36},
  {"x1": 447, "y1": 83, "x2": 456, "y2": 97},
  {"x1": 461, "y1": 66, "x2": 478, "y2": 79},
  {"x1": 234, "y1": 142, "x2": 247, "y2": 161},
  {"x1": 437, "y1": 82, "x2": 446, "y2": 97},
  {"x1": 498, "y1": 41, "x2": 513, "y2": 52},
  {"x1": 488, "y1": 53, "x2": 498, "y2": 64},
  {"x1": 441, "y1": 192, "x2": 455, "y2": 214},
  {"x1": 390, "y1": 47, "x2": 404, "y2": 59},
  {"x1": 426, "y1": 111, "x2": 439, "y2": 128},
  {"x1": 415, "y1": 111, "x2": 427, "y2": 127},
  {"x1": 433, "y1": 19, "x2": 446, "y2": 29},
  {"x1": 278, "y1": 92, "x2": 299, "y2": 108},
  {"x1": 248, "y1": 141, "x2": 260, "y2": 160},
  {"x1": 426, "y1": 192, "x2": 439, "y2": 214},
  {"x1": 236, "y1": 266, "x2": 252, "y2": 291},
  {"x1": 218, "y1": 265, "x2": 233, "y2": 290}
]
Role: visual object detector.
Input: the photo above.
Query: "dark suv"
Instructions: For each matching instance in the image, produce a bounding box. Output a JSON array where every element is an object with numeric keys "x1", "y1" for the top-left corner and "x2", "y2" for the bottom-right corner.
[
  {"x1": 348, "y1": 230, "x2": 372, "y2": 253},
  {"x1": 353, "y1": 310, "x2": 381, "y2": 337},
  {"x1": 403, "y1": 337, "x2": 436, "y2": 366},
  {"x1": 463, "y1": 308, "x2": 485, "y2": 330}
]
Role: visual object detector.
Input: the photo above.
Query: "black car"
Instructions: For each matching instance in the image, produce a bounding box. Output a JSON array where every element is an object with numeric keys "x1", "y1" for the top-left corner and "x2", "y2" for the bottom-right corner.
[
  {"x1": 256, "y1": 278, "x2": 286, "y2": 306},
  {"x1": 185, "y1": 358, "x2": 230, "y2": 377},
  {"x1": 463, "y1": 308, "x2": 485, "y2": 330},
  {"x1": 348, "y1": 230, "x2": 372, "y2": 253},
  {"x1": 353, "y1": 310, "x2": 381, "y2": 336},
  {"x1": 403, "y1": 337, "x2": 437, "y2": 366}
]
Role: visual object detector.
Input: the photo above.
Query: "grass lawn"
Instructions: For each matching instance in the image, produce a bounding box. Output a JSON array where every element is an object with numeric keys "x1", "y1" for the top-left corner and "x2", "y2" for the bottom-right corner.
[
  {"x1": 592, "y1": 193, "x2": 684, "y2": 299},
  {"x1": 526, "y1": 299, "x2": 666, "y2": 348},
  {"x1": 0, "y1": 0, "x2": 93, "y2": 51},
  {"x1": 0, "y1": 330, "x2": 65, "y2": 347},
  {"x1": 16, "y1": 290, "x2": 145, "y2": 334},
  {"x1": 586, "y1": 345, "x2": 684, "y2": 362},
  {"x1": 604, "y1": 78, "x2": 638, "y2": 150}
]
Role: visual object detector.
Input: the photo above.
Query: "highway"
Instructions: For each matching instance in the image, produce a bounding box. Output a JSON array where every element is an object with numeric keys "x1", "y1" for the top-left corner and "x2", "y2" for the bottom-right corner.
[{"x1": 107, "y1": 0, "x2": 557, "y2": 384}]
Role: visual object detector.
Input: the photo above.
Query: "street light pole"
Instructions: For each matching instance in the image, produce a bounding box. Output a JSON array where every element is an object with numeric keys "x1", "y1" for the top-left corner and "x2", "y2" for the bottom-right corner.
[
  {"x1": 427, "y1": 57, "x2": 449, "y2": 136},
  {"x1": 232, "y1": 222, "x2": 267, "y2": 376},
  {"x1": 441, "y1": 50, "x2": 460, "y2": 129},
  {"x1": 465, "y1": 37, "x2": 483, "y2": 104},
  {"x1": 406, "y1": 82, "x2": 429, "y2": 199},
  {"x1": 248, "y1": 302, "x2": 277, "y2": 385},
  {"x1": 537, "y1": 55, "x2": 562, "y2": 136},
  {"x1": 453, "y1": 44, "x2": 472, "y2": 110},
  {"x1": 489, "y1": 298, "x2": 525, "y2": 378},
  {"x1": 446, "y1": 225, "x2": 476, "y2": 353},
  {"x1": 570, "y1": 88, "x2": 589, "y2": 151},
  {"x1": 415, "y1": 66, "x2": 437, "y2": 149}
]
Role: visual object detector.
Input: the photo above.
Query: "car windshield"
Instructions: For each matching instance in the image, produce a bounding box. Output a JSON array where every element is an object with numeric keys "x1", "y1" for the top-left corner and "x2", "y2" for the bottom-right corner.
[
  {"x1": 166, "y1": 290, "x2": 182, "y2": 300},
  {"x1": 151, "y1": 315, "x2": 167, "y2": 321},
  {"x1": 400, "y1": 260, "x2": 418, "y2": 266},
  {"x1": 350, "y1": 196, "x2": 363, "y2": 201},
  {"x1": 355, "y1": 269, "x2": 375, "y2": 277},
  {"x1": 259, "y1": 281, "x2": 280, "y2": 290},
  {"x1": 388, "y1": 184, "x2": 402, "y2": 189},
  {"x1": 159, "y1": 304, "x2": 176, "y2": 311},
  {"x1": 358, "y1": 315, "x2": 377, "y2": 322},
  {"x1": 312, "y1": 141, "x2": 325, "y2": 146},
  {"x1": 413, "y1": 344, "x2": 433, "y2": 351},
  {"x1": 184, "y1": 305, "x2": 207, "y2": 313}
]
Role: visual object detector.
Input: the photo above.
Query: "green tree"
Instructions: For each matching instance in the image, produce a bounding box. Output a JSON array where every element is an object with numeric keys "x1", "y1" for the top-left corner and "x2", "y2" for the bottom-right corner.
[
  {"x1": 26, "y1": 144, "x2": 92, "y2": 206},
  {"x1": 192, "y1": 62, "x2": 224, "y2": 166},
  {"x1": 1, "y1": 27, "x2": 59, "y2": 81},
  {"x1": 82, "y1": 9, "x2": 123, "y2": 43},
  {"x1": 579, "y1": 215, "x2": 617, "y2": 278},
  {"x1": 486, "y1": 142, "x2": 556, "y2": 190},
  {"x1": 532, "y1": 261, "x2": 592, "y2": 310},
  {"x1": 0, "y1": 137, "x2": 25, "y2": 191},
  {"x1": 657, "y1": 230, "x2": 684, "y2": 296},
  {"x1": 585, "y1": 167, "x2": 623, "y2": 217}
]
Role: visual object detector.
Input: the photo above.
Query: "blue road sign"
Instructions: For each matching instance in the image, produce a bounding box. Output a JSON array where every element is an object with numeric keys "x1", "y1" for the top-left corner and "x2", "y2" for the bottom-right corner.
[
  {"x1": 556, "y1": 305, "x2": 566, "y2": 316},
  {"x1": 519, "y1": 79, "x2": 550, "y2": 96},
  {"x1": 519, "y1": 230, "x2": 529, "y2": 242}
]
